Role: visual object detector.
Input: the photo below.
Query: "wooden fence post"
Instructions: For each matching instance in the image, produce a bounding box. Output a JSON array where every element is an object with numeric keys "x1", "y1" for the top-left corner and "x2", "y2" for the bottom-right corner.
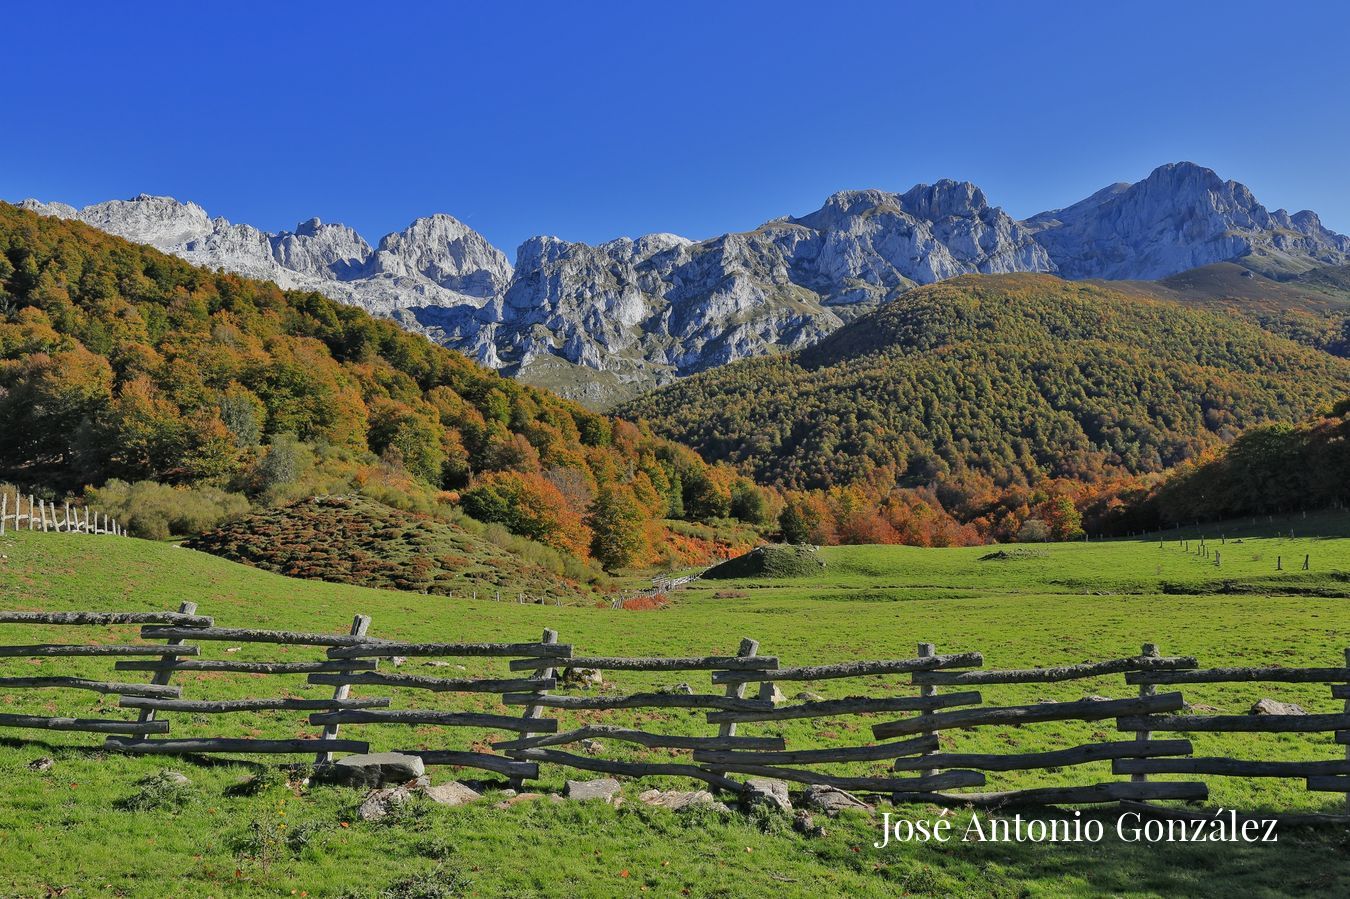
[
  {"x1": 315, "y1": 614, "x2": 371, "y2": 764},
  {"x1": 39, "y1": 500, "x2": 48, "y2": 533},
  {"x1": 1, "y1": 491, "x2": 6, "y2": 536},
  {"x1": 137, "y1": 601, "x2": 200, "y2": 726},
  {"x1": 1132, "y1": 642, "x2": 1159, "y2": 783},
  {"x1": 917, "y1": 643, "x2": 939, "y2": 778},
  {"x1": 28, "y1": 495, "x2": 35, "y2": 531},
  {"x1": 709, "y1": 637, "x2": 758, "y2": 785},
  {"x1": 510, "y1": 627, "x2": 558, "y2": 789}
]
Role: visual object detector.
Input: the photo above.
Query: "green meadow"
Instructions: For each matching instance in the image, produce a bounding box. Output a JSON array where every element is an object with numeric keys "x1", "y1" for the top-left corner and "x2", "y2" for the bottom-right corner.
[{"x1": 0, "y1": 517, "x2": 1347, "y2": 897}]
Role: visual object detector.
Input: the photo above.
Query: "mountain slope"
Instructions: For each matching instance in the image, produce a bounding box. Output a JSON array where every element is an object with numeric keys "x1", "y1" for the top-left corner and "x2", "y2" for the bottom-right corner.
[
  {"x1": 616, "y1": 274, "x2": 1350, "y2": 491},
  {"x1": 18, "y1": 162, "x2": 1350, "y2": 407},
  {"x1": 1102, "y1": 261, "x2": 1350, "y2": 357},
  {"x1": 0, "y1": 202, "x2": 756, "y2": 567},
  {"x1": 1105, "y1": 401, "x2": 1350, "y2": 532}
]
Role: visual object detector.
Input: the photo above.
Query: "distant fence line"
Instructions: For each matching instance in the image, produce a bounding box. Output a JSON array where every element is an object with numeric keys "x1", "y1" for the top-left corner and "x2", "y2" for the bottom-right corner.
[
  {"x1": 0, "y1": 606, "x2": 1347, "y2": 823},
  {"x1": 0, "y1": 489, "x2": 124, "y2": 537}
]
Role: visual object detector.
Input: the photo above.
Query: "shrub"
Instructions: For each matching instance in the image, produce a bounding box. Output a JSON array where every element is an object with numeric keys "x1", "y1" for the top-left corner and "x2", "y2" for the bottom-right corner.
[
  {"x1": 1017, "y1": 518, "x2": 1051, "y2": 543},
  {"x1": 88, "y1": 479, "x2": 249, "y2": 539}
]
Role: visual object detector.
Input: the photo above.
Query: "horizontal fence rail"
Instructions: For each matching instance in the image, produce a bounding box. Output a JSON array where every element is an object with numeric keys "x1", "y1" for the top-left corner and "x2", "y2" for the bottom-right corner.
[{"x1": 0, "y1": 607, "x2": 1347, "y2": 820}]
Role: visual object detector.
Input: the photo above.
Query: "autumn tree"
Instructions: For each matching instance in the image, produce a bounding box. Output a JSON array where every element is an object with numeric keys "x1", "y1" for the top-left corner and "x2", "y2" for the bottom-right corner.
[{"x1": 587, "y1": 484, "x2": 648, "y2": 571}]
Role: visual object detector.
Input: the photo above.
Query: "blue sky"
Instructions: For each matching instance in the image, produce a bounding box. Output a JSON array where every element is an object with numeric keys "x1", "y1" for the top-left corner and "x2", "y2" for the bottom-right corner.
[{"x1": 4, "y1": 1, "x2": 1348, "y2": 257}]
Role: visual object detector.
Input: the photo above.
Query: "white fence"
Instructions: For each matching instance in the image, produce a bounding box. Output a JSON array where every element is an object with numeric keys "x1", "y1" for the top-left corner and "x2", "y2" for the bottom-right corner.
[{"x1": 0, "y1": 489, "x2": 123, "y2": 537}]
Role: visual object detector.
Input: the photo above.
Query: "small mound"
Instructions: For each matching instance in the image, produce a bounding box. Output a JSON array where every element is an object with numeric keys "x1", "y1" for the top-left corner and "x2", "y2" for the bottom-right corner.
[
  {"x1": 979, "y1": 548, "x2": 1048, "y2": 561},
  {"x1": 185, "y1": 495, "x2": 580, "y2": 600},
  {"x1": 704, "y1": 545, "x2": 825, "y2": 580}
]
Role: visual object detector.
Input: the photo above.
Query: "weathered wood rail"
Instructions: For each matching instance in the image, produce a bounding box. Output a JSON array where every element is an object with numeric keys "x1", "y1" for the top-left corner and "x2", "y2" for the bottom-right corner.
[{"x1": 0, "y1": 607, "x2": 1347, "y2": 820}]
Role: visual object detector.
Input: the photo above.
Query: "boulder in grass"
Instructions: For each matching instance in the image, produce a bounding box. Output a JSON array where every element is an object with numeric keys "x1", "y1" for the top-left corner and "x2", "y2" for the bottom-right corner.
[
  {"x1": 358, "y1": 785, "x2": 413, "y2": 821},
  {"x1": 802, "y1": 784, "x2": 869, "y2": 816},
  {"x1": 564, "y1": 778, "x2": 621, "y2": 802},
  {"x1": 638, "y1": 789, "x2": 729, "y2": 813},
  {"x1": 316, "y1": 752, "x2": 425, "y2": 788},
  {"x1": 741, "y1": 777, "x2": 791, "y2": 813},
  {"x1": 561, "y1": 667, "x2": 603, "y2": 688},
  {"x1": 794, "y1": 810, "x2": 827, "y2": 837},
  {"x1": 1250, "y1": 698, "x2": 1306, "y2": 716},
  {"x1": 422, "y1": 781, "x2": 482, "y2": 807}
]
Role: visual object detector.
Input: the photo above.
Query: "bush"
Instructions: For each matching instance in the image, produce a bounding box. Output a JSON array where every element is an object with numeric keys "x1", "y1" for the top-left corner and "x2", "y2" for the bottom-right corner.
[
  {"x1": 88, "y1": 479, "x2": 250, "y2": 539},
  {"x1": 1017, "y1": 518, "x2": 1051, "y2": 543}
]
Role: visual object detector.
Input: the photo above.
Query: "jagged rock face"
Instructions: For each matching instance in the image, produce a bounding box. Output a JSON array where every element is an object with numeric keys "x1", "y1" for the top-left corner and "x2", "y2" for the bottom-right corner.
[
  {"x1": 16, "y1": 162, "x2": 1349, "y2": 406},
  {"x1": 368, "y1": 214, "x2": 510, "y2": 298},
  {"x1": 473, "y1": 181, "x2": 1053, "y2": 383},
  {"x1": 1027, "y1": 162, "x2": 1350, "y2": 279},
  {"x1": 17, "y1": 194, "x2": 510, "y2": 315},
  {"x1": 272, "y1": 218, "x2": 372, "y2": 280}
]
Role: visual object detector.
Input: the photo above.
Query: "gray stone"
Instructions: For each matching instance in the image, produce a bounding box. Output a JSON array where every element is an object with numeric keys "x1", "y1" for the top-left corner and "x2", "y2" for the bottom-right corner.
[
  {"x1": 561, "y1": 667, "x2": 603, "y2": 688},
  {"x1": 661, "y1": 683, "x2": 695, "y2": 695},
  {"x1": 762, "y1": 684, "x2": 788, "y2": 704},
  {"x1": 579, "y1": 738, "x2": 606, "y2": 755},
  {"x1": 741, "y1": 777, "x2": 792, "y2": 813},
  {"x1": 793, "y1": 810, "x2": 826, "y2": 837},
  {"x1": 357, "y1": 785, "x2": 413, "y2": 821},
  {"x1": 161, "y1": 770, "x2": 191, "y2": 786},
  {"x1": 794, "y1": 691, "x2": 825, "y2": 702},
  {"x1": 27, "y1": 757, "x2": 54, "y2": 772},
  {"x1": 638, "y1": 789, "x2": 728, "y2": 813},
  {"x1": 564, "y1": 778, "x2": 622, "y2": 802},
  {"x1": 802, "y1": 784, "x2": 869, "y2": 816},
  {"x1": 1250, "y1": 698, "x2": 1306, "y2": 716},
  {"x1": 316, "y1": 751, "x2": 425, "y2": 788},
  {"x1": 421, "y1": 782, "x2": 482, "y2": 807}
]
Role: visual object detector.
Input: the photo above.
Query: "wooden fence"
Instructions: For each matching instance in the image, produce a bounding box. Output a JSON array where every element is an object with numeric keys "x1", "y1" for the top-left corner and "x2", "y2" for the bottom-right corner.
[
  {"x1": 0, "y1": 489, "x2": 124, "y2": 537},
  {"x1": 0, "y1": 607, "x2": 1347, "y2": 822}
]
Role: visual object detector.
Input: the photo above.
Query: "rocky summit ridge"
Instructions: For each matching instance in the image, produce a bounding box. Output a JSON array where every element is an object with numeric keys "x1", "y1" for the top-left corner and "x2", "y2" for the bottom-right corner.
[{"x1": 17, "y1": 162, "x2": 1349, "y2": 405}]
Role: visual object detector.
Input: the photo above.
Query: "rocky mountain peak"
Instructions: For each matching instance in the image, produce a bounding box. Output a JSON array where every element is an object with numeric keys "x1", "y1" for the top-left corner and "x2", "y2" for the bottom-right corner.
[
  {"x1": 1030, "y1": 162, "x2": 1350, "y2": 280},
  {"x1": 78, "y1": 194, "x2": 213, "y2": 248},
  {"x1": 899, "y1": 179, "x2": 990, "y2": 220},
  {"x1": 371, "y1": 214, "x2": 512, "y2": 298}
]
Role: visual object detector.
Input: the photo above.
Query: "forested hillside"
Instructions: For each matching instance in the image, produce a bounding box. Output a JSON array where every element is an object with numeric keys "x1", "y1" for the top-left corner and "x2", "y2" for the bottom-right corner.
[
  {"x1": 1093, "y1": 400, "x2": 1350, "y2": 533},
  {"x1": 0, "y1": 204, "x2": 772, "y2": 568},
  {"x1": 620, "y1": 275, "x2": 1350, "y2": 499}
]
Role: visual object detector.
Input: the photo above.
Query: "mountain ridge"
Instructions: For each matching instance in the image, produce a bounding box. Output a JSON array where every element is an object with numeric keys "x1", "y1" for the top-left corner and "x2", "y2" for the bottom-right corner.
[{"x1": 18, "y1": 162, "x2": 1350, "y2": 405}]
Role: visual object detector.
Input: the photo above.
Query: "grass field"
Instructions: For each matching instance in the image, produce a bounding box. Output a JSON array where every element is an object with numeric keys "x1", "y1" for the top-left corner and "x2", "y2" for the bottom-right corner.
[{"x1": 0, "y1": 516, "x2": 1348, "y2": 897}]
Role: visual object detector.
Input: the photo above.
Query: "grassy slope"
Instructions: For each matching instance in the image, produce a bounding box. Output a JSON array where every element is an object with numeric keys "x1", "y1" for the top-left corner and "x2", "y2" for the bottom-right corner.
[{"x1": 0, "y1": 519, "x2": 1349, "y2": 896}]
